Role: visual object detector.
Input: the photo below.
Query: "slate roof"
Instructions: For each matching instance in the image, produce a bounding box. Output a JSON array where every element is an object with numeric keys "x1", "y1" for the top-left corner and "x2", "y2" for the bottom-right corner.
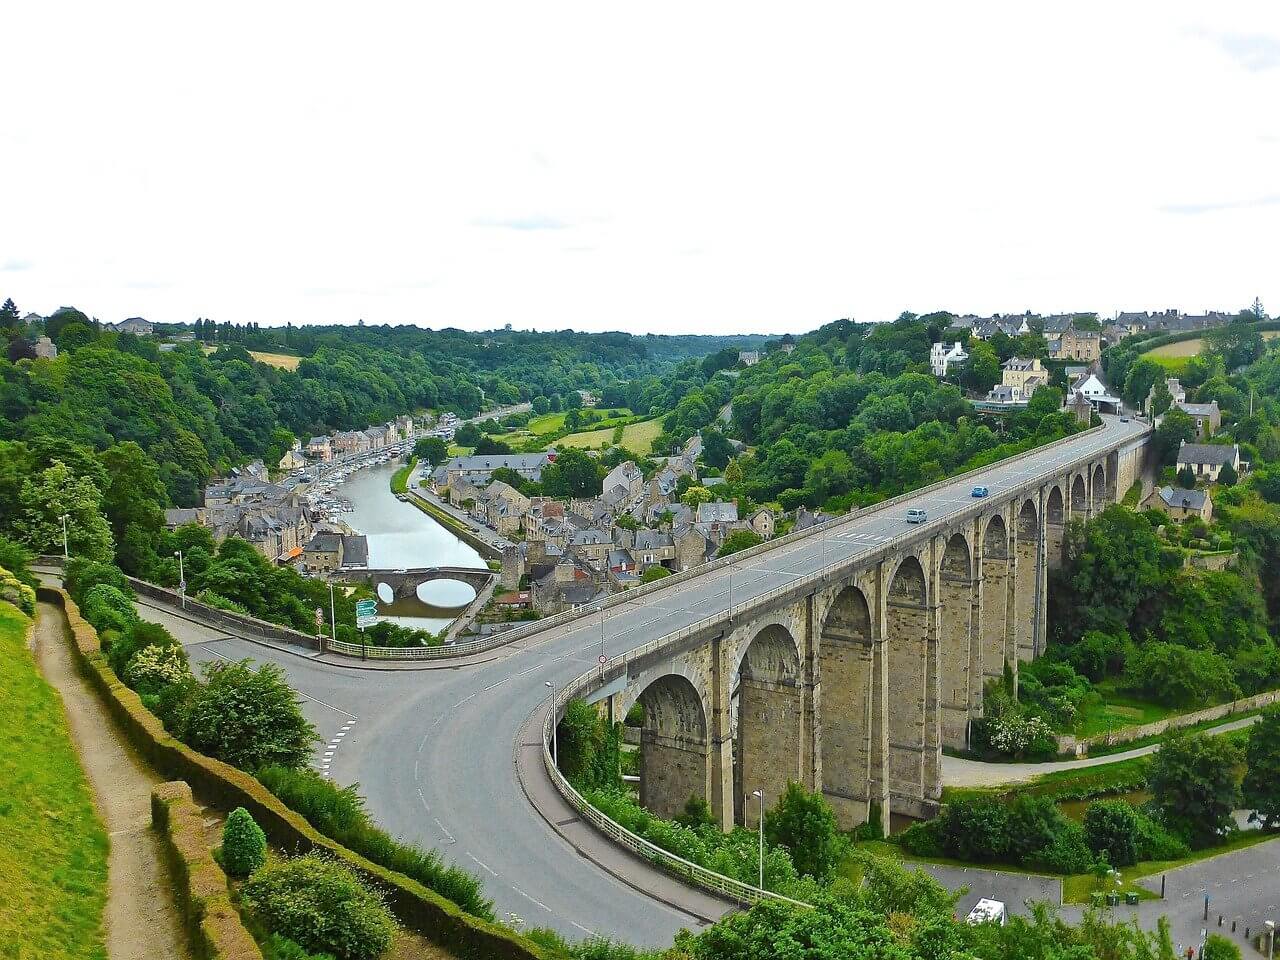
[
  {"x1": 1177, "y1": 443, "x2": 1238, "y2": 466},
  {"x1": 1157, "y1": 486, "x2": 1208, "y2": 510}
]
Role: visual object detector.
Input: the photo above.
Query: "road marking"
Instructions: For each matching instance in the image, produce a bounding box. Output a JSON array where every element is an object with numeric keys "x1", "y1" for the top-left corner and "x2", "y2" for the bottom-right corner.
[
  {"x1": 466, "y1": 852, "x2": 498, "y2": 877},
  {"x1": 511, "y1": 885, "x2": 551, "y2": 911},
  {"x1": 571, "y1": 921, "x2": 594, "y2": 935},
  {"x1": 416, "y1": 787, "x2": 431, "y2": 813}
]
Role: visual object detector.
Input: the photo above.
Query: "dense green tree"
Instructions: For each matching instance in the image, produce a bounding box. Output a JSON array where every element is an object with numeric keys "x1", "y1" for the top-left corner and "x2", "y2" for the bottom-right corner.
[
  {"x1": 699, "y1": 428, "x2": 733, "y2": 470},
  {"x1": 716, "y1": 529, "x2": 764, "y2": 558},
  {"x1": 962, "y1": 339, "x2": 1001, "y2": 393},
  {"x1": 764, "y1": 782, "x2": 846, "y2": 881},
  {"x1": 1242, "y1": 704, "x2": 1280, "y2": 829},
  {"x1": 1083, "y1": 799, "x2": 1140, "y2": 866},
  {"x1": 1123, "y1": 358, "x2": 1165, "y2": 409},
  {"x1": 640, "y1": 565, "x2": 672, "y2": 583},
  {"x1": 1148, "y1": 733, "x2": 1242, "y2": 848},
  {"x1": 541, "y1": 448, "x2": 602, "y2": 498},
  {"x1": 178, "y1": 659, "x2": 318, "y2": 770},
  {"x1": 1154, "y1": 408, "x2": 1197, "y2": 465},
  {"x1": 413, "y1": 436, "x2": 449, "y2": 466},
  {"x1": 16, "y1": 460, "x2": 115, "y2": 561},
  {"x1": 1218, "y1": 460, "x2": 1238, "y2": 486}
]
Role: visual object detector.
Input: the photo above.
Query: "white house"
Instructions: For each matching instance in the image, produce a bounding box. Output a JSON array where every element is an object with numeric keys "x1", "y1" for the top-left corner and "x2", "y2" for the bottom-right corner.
[{"x1": 930, "y1": 341, "x2": 969, "y2": 378}]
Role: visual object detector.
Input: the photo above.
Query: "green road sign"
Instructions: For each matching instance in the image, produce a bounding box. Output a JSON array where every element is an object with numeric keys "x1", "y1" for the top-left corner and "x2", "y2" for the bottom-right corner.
[{"x1": 355, "y1": 599, "x2": 377, "y2": 616}]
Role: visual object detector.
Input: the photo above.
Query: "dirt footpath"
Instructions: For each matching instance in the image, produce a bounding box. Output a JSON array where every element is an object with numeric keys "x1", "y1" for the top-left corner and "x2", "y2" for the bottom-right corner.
[{"x1": 35, "y1": 601, "x2": 190, "y2": 960}]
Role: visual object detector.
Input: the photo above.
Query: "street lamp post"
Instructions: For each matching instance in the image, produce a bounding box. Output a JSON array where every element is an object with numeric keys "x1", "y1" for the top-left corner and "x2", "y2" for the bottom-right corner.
[
  {"x1": 174, "y1": 550, "x2": 185, "y2": 609},
  {"x1": 329, "y1": 581, "x2": 337, "y2": 641},
  {"x1": 600, "y1": 605, "x2": 607, "y2": 680},
  {"x1": 59, "y1": 513, "x2": 69, "y2": 560},
  {"x1": 545, "y1": 680, "x2": 558, "y2": 768},
  {"x1": 752, "y1": 789, "x2": 765, "y2": 890}
]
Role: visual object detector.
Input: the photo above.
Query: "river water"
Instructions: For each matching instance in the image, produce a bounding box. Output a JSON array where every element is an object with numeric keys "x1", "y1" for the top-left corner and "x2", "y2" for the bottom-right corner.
[{"x1": 338, "y1": 460, "x2": 483, "y2": 632}]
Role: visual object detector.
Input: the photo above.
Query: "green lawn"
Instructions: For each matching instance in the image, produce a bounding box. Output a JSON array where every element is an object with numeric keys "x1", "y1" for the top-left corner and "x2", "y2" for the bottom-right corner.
[
  {"x1": 390, "y1": 456, "x2": 417, "y2": 494},
  {"x1": 558, "y1": 416, "x2": 663, "y2": 455},
  {"x1": 1074, "y1": 683, "x2": 1175, "y2": 739},
  {"x1": 0, "y1": 600, "x2": 109, "y2": 959}
]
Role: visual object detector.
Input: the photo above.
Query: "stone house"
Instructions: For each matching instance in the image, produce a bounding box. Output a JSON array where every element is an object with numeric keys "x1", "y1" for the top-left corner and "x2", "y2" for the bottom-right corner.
[
  {"x1": 1176, "y1": 442, "x2": 1242, "y2": 483},
  {"x1": 632, "y1": 529, "x2": 675, "y2": 569},
  {"x1": 1144, "y1": 486, "x2": 1213, "y2": 522},
  {"x1": 1048, "y1": 327, "x2": 1101, "y2": 363},
  {"x1": 1173, "y1": 401, "x2": 1221, "y2": 440},
  {"x1": 748, "y1": 508, "x2": 776, "y2": 540},
  {"x1": 673, "y1": 524, "x2": 711, "y2": 571},
  {"x1": 307, "y1": 436, "x2": 332, "y2": 461},
  {"x1": 696, "y1": 501, "x2": 739, "y2": 544}
]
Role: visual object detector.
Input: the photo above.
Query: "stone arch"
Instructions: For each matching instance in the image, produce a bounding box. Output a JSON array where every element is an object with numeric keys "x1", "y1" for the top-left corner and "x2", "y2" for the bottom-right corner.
[
  {"x1": 981, "y1": 512, "x2": 1011, "y2": 679},
  {"x1": 1045, "y1": 485, "x2": 1067, "y2": 571},
  {"x1": 735, "y1": 623, "x2": 803, "y2": 825},
  {"x1": 938, "y1": 533, "x2": 977, "y2": 750},
  {"x1": 983, "y1": 514, "x2": 1008, "y2": 560},
  {"x1": 1091, "y1": 462, "x2": 1107, "y2": 512},
  {"x1": 885, "y1": 554, "x2": 933, "y2": 808},
  {"x1": 1071, "y1": 473, "x2": 1088, "y2": 515},
  {"x1": 632, "y1": 673, "x2": 710, "y2": 820},
  {"x1": 1013, "y1": 499, "x2": 1041, "y2": 662},
  {"x1": 818, "y1": 585, "x2": 876, "y2": 827}
]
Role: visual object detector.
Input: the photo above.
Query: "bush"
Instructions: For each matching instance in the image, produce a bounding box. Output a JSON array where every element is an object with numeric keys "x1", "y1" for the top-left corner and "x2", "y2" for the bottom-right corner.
[
  {"x1": 899, "y1": 820, "x2": 944, "y2": 858},
  {"x1": 255, "y1": 765, "x2": 493, "y2": 920},
  {"x1": 0, "y1": 536, "x2": 36, "y2": 588},
  {"x1": 1005, "y1": 795, "x2": 1073, "y2": 865},
  {"x1": 1123, "y1": 642, "x2": 1240, "y2": 709},
  {"x1": 80, "y1": 583, "x2": 137, "y2": 635},
  {"x1": 65, "y1": 558, "x2": 132, "y2": 605},
  {"x1": 262, "y1": 935, "x2": 335, "y2": 960},
  {"x1": 765, "y1": 781, "x2": 847, "y2": 881},
  {"x1": 105, "y1": 619, "x2": 182, "y2": 677},
  {"x1": 221, "y1": 807, "x2": 267, "y2": 878},
  {"x1": 1030, "y1": 822, "x2": 1095, "y2": 875},
  {"x1": 0, "y1": 564, "x2": 36, "y2": 615},
  {"x1": 1134, "y1": 809, "x2": 1190, "y2": 861},
  {"x1": 178, "y1": 660, "x2": 318, "y2": 771},
  {"x1": 240, "y1": 854, "x2": 395, "y2": 960},
  {"x1": 1084, "y1": 800, "x2": 1140, "y2": 867},
  {"x1": 123, "y1": 643, "x2": 191, "y2": 697},
  {"x1": 936, "y1": 797, "x2": 1009, "y2": 863}
]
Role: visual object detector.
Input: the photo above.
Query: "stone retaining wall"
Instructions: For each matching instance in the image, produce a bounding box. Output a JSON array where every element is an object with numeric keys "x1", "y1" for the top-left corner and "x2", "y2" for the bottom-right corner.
[
  {"x1": 1059, "y1": 688, "x2": 1280, "y2": 755},
  {"x1": 151, "y1": 780, "x2": 262, "y2": 960},
  {"x1": 40, "y1": 586, "x2": 546, "y2": 960}
]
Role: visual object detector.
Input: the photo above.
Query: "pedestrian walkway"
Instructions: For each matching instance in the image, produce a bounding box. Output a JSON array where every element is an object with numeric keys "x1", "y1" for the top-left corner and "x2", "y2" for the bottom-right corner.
[{"x1": 35, "y1": 601, "x2": 191, "y2": 960}]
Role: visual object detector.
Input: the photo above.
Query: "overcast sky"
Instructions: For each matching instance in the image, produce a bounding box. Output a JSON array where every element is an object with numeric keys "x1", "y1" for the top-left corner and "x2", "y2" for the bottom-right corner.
[{"x1": 3, "y1": 3, "x2": 1279, "y2": 334}]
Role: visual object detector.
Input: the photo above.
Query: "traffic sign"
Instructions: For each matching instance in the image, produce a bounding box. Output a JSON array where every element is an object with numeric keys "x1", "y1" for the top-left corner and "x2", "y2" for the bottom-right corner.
[
  {"x1": 599, "y1": 655, "x2": 608, "y2": 665},
  {"x1": 355, "y1": 599, "x2": 377, "y2": 616},
  {"x1": 356, "y1": 616, "x2": 377, "y2": 629},
  {"x1": 314, "y1": 607, "x2": 324, "y2": 627}
]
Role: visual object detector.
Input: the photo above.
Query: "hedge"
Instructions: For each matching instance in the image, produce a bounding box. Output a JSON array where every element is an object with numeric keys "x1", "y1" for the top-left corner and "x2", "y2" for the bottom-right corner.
[
  {"x1": 41, "y1": 586, "x2": 546, "y2": 960},
  {"x1": 152, "y1": 780, "x2": 262, "y2": 960}
]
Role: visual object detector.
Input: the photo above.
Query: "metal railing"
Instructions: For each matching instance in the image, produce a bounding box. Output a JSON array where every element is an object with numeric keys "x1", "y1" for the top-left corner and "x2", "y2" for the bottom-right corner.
[{"x1": 534, "y1": 419, "x2": 1147, "y2": 906}]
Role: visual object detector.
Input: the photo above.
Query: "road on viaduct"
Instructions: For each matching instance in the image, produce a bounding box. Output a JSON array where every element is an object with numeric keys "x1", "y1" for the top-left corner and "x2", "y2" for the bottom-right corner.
[{"x1": 142, "y1": 416, "x2": 1152, "y2": 945}]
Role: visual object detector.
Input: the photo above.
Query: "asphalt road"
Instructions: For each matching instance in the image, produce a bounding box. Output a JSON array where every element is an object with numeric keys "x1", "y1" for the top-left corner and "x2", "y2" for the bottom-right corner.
[{"x1": 140, "y1": 416, "x2": 1158, "y2": 945}]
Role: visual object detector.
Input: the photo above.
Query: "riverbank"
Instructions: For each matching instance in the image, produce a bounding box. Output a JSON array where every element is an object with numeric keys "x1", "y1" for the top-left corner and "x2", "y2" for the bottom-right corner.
[
  {"x1": 391, "y1": 455, "x2": 418, "y2": 494},
  {"x1": 403, "y1": 485, "x2": 504, "y2": 562}
]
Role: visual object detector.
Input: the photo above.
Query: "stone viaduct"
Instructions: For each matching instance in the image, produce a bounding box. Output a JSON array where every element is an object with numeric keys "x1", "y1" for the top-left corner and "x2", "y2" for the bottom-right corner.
[
  {"x1": 593, "y1": 437, "x2": 1150, "y2": 836},
  {"x1": 335, "y1": 566, "x2": 495, "y2": 601}
]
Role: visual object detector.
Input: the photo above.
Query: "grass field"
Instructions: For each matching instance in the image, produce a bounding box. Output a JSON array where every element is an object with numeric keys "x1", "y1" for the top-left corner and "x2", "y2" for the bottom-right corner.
[
  {"x1": 1144, "y1": 329, "x2": 1280, "y2": 361},
  {"x1": 558, "y1": 417, "x2": 664, "y2": 455},
  {"x1": 0, "y1": 600, "x2": 109, "y2": 959},
  {"x1": 491, "y1": 408, "x2": 635, "y2": 449},
  {"x1": 202, "y1": 345, "x2": 303, "y2": 369},
  {"x1": 390, "y1": 456, "x2": 417, "y2": 494},
  {"x1": 1074, "y1": 683, "x2": 1174, "y2": 738}
]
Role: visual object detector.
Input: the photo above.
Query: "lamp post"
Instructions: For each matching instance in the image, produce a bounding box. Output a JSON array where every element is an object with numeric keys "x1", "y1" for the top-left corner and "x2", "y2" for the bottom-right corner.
[
  {"x1": 174, "y1": 550, "x2": 185, "y2": 609},
  {"x1": 329, "y1": 581, "x2": 337, "y2": 641},
  {"x1": 752, "y1": 789, "x2": 765, "y2": 890},
  {"x1": 600, "y1": 605, "x2": 607, "y2": 679},
  {"x1": 59, "y1": 513, "x2": 69, "y2": 560},
  {"x1": 545, "y1": 680, "x2": 558, "y2": 768}
]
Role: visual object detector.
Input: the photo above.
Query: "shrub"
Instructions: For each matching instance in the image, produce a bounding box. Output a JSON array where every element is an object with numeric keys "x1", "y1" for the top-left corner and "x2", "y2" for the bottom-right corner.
[
  {"x1": 1123, "y1": 642, "x2": 1240, "y2": 709},
  {"x1": 1083, "y1": 800, "x2": 1140, "y2": 867},
  {"x1": 80, "y1": 583, "x2": 137, "y2": 635},
  {"x1": 0, "y1": 536, "x2": 35, "y2": 589},
  {"x1": 0, "y1": 564, "x2": 36, "y2": 615},
  {"x1": 221, "y1": 807, "x2": 267, "y2": 878},
  {"x1": 1030, "y1": 822, "x2": 1095, "y2": 874},
  {"x1": 1005, "y1": 795, "x2": 1073, "y2": 864},
  {"x1": 557, "y1": 698, "x2": 622, "y2": 790},
  {"x1": 255, "y1": 765, "x2": 493, "y2": 920},
  {"x1": 240, "y1": 853, "x2": 395, "y2": 960},
  {"x1": 1134, "y1": 810, "x2": 1190, "y2": 861},
  {"x1": 123, "y1": 644, "x2": 191, "y2": 696},
  {"x1": 986, "y1": 713, "x2": 1057, "y2": 758},
  {"x1": 765, "y1": 781, "x2": 847, "y2": 881},
  {"x1": 178, "y1": 659, "x2": 317, "y2": 771},
  {"x1": 105, "y1": 619, "x2": 182, "y2": 677},
  {"x1": 65, "y1": 558, "x2": 131, "y2": 605},
  {"x1": 936, "y1": 797, "x2": 1009, "y2": 862},
  {"x1": 262, "y1": 935, "x2": 335, "y2": 960},
  {"x1": 899, "y1": 820, "x2": 944, "y2": 858}
]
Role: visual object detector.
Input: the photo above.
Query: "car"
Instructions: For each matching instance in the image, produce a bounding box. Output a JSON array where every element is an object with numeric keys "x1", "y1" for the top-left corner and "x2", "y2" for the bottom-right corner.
[
  {"x1": 971, "y1": 486, "x2": 989, "y2": 498},
  {"x1": 905, "y1": 508, "x2": 927, "y2": 524}
]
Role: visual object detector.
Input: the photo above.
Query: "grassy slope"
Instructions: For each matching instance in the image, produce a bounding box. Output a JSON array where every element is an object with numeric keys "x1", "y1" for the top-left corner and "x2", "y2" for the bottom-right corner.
[
  {"x1": 390, "y1": 456, "x2": 418, "y2": 494},
  {"x1": 0, "y1": 601, "x2": 109, "y2": 959},
  {"x1": 558, "y1": 417, "x2": 663, "y2": 455},
  {"x1": 201, "y1": 345, "x2": 303, "y2": 369}
]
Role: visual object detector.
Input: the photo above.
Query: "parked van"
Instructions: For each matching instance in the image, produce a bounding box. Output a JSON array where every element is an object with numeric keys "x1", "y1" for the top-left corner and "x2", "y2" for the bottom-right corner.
[
  {"x1": 905, "y1": 508, "x2": 927, "y2": 524},
  {"x1": 966, "y1": 899, "x2": 1007, "y2": 926}
]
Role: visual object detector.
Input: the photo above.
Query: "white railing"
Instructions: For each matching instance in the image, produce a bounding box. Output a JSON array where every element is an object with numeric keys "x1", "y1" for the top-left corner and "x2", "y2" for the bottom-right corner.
[{"x1": 535, "y1": 419, "x2": 1146, "y2": 906}]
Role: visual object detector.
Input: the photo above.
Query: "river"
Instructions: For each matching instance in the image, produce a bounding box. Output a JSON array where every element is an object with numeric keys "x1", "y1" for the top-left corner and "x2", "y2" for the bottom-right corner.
[{"x1": 337, "y1": 459, "x2": 484, "y2": 632}]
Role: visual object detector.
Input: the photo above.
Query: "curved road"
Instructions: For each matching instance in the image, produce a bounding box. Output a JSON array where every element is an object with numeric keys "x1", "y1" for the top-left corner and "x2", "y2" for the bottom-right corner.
[{"x1": 140, "y1": 416, "x2": 1148, "y2": 945}]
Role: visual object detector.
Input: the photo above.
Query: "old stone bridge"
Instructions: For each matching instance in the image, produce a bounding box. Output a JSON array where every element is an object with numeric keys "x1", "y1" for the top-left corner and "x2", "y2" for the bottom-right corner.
[
  {"x1": 558, "y1": 419, "x2": 1153, "y2": 837},
  {"x1": 336, "y1": 565, "x2": 495, "y2": 601}
]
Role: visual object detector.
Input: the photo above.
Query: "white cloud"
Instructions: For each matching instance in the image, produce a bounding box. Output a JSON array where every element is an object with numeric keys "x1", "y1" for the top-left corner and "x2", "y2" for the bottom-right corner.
[{"x1": 1, "y1": 1, "x2": 1278, "y2": 333}]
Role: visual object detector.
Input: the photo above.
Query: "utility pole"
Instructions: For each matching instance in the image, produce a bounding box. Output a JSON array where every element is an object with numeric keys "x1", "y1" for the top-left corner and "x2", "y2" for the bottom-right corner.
[
  {"x1": 60, "y1": 513, "x2": 69, "y2": 560},
  {"x1": 174, "y1": 550, "x2": 185, "y2": 609}
]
